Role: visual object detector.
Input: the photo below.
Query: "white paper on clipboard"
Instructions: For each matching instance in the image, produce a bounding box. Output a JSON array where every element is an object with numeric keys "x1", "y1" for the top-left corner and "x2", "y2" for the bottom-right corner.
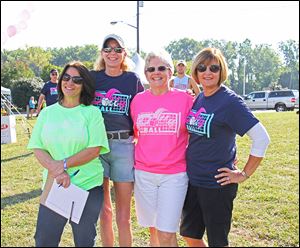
[{"x1": 44, "y1": 180, "x2": 89, "y2": 224}]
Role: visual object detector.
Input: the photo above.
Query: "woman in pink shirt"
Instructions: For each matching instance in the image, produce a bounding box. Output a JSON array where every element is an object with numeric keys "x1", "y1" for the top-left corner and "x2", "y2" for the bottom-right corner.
[{"x1": 131, "y1": 50, "x2": 193, "y2": 246}]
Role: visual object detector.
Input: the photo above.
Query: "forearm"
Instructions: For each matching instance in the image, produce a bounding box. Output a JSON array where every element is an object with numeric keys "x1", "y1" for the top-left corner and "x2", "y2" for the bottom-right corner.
[
  {"x1": 240, "y1": 122, "x2": 270, "y2": 178},
  {"x1": 242, "y1": 155, "x2": 263, "y2": 178},
  {"x1": 189, "y1": 79, "x2": 200, "y2": 96},
  {"x1": 33, "y1": 149, "x2": 64, "y2": 178},
  {"x1": 64, "y1": 147, "x2": 101, "y2": 169},
  {"x1": 36, "y1": 95, "x2": 45, "y2": 111},
  {"x1": 33, "y1": 149, "x2": 56, "y2": 170},
  {"x1": 169, "y1": 79, "x2": 174, "y2": 88}
]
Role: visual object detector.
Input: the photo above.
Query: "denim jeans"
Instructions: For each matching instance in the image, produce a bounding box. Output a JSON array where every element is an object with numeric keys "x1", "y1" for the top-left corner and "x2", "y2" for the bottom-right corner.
[
  {"x1": 100, "y1": 136, "x2": 135, "y2": 182},
  {"x1": 35, "y1": 186, "x2": 103, "y2": 247}
]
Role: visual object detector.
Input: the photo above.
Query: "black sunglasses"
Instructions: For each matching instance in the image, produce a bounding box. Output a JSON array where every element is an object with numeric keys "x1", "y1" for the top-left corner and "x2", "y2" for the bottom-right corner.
[
  {"x1": 103, "y1": 47, "x2": 123, "y2": 53},
  {"x1": 145, "y1": 66, "x2": 169, "y2": 73},
  {"x1": 51, "y1": 73, "x2": 58, "y2": 76},
  {"x1": 62, "y1": 74, "x2": 84, "y2": 85},
  {"x1": 197, "y1": 64, "x2": 221, "y2": 73}
]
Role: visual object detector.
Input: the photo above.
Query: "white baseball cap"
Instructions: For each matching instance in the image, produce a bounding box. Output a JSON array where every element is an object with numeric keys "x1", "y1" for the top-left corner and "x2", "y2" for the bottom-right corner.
[{"x1": 102, "y1": 34, "x2": 125, "y2": 48}]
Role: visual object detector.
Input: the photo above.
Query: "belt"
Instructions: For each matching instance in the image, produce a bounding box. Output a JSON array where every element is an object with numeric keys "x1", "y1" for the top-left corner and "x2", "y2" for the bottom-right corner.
[{"x1": 107, "y1": 131, "x2": 133, "y2": 140}]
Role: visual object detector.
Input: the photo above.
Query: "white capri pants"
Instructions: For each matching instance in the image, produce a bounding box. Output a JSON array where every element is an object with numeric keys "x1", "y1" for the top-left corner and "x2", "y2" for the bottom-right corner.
[{"x1": 134, "y1": 169, "x2": 188, "y2": 233}]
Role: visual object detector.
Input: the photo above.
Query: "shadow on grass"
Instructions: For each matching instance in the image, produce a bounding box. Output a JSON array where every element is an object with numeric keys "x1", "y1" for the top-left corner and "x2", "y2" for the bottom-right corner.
[
  {"x1": 1, "y1": 152, "x2": 33, "y2": 163},
  {"x1": 1, "y1": 189, "x2": 42, "y2": 209}
]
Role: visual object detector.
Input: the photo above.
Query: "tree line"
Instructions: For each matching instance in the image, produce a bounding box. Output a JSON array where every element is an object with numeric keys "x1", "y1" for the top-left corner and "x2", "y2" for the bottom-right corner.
[{"x1": 1, "y1": 38, "x2": 298, "y2": 109}]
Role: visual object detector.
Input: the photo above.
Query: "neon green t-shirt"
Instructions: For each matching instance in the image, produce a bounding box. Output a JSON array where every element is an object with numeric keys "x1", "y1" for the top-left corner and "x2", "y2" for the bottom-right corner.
[{"x1": 27, "y1": 103, "x2": 110, "y2": 190}]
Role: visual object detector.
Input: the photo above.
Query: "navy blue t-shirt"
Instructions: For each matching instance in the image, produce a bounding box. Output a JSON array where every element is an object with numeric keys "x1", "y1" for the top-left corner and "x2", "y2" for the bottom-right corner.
[
  {"x1": 90, "y1": 70, "x2": 144, "y2": 131},
  {"x1": 186, "y1": 85, "x2": 259, "y2": 188},
  {"x1": 41, "y1": 81, "x2": 58, "y2": 106}
]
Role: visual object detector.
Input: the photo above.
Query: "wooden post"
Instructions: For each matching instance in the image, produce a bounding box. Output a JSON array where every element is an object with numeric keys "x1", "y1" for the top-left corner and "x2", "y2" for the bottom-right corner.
[{"x1": 26, "y1": 105, "x2": 29, "y2": 119}]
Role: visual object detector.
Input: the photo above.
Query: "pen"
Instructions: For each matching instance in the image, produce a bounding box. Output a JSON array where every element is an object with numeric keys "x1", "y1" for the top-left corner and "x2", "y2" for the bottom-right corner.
[{"x1": 58, "y1": 170, "x2": 80, "y2": 188}]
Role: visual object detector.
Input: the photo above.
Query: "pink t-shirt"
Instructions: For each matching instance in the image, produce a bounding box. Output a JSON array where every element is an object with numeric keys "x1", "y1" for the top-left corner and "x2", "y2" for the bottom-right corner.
[{"x1": 131, "y1": 89, "x2": 194, "y2": 174}]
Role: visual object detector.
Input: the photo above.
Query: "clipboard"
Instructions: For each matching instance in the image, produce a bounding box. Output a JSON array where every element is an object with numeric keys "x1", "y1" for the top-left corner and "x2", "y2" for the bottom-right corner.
[
  {"x1": 40, "y1": 175, "x2": 54, "y2": 205},
  {"x1": 40, "y1": 176, "x2": 89, "y2": 224}
]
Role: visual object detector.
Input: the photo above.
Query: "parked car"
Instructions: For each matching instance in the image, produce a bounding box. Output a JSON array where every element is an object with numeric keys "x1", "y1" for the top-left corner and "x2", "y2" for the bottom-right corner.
[
  {"x1": 244, "y1": 90, "x2": 297, "y2": 112},
  {"x1": 292, "y1": 90, "x2": 299, "y2": 109}
]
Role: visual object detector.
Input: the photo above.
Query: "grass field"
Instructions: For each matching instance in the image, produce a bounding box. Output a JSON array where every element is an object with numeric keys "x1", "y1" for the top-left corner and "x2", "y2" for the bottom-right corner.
[{"x1": 1, "y1": 111, "x2": 299, "y2": 247}]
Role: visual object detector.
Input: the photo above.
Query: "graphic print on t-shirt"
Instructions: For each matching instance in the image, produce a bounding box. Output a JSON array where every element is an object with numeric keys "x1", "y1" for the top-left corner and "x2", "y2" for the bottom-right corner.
[
  {"x1": 186, "y1": 107, "x2": 214, "y2": 138},
  {"x1": 93, "y1": 89, "x2": 131, "y2": 115},
  {"x1": 50, "y1": 87, "x2": 58, "y2": 95},
  {"x1": 136, "y1": 108, "x2": 181, "y2": 135}
]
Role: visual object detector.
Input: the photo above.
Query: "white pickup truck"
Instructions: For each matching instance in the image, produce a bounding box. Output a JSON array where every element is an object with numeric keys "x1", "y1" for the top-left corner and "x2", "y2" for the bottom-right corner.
[{"x1": 244, "y1": 90, "x2": 298, "y2": 112}]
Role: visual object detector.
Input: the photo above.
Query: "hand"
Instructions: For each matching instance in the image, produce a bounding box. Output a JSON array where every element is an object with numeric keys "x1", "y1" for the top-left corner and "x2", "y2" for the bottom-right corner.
[
  {"x1": 233, "y1": 158, "x2": 239, "y2": 170},
  {"x1": 48, "y1": 160, "x2": 64, "y2": 178},
  {"x1": 186, "y1": 89, "x2": 195, "y2": 96},
  {"x1": 215, "y1": 167, "x2": 246, "y2": 186},
  {"x1": 56, "y1": 172, "x2": 71, "y2": 188}
]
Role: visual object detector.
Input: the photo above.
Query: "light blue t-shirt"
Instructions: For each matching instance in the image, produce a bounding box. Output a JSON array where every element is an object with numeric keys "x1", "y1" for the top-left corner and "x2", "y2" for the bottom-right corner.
[{"x1": 173, "y1": 75, "x2": 189, "y2": 90}]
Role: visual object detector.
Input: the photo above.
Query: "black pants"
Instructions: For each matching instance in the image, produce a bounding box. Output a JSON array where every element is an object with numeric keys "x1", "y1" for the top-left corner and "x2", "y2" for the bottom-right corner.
[
  {"x1": 180, "y1": 183, "x2": 238, "y2": 247},
  {"x1": 35, "y1": 186, "x2": 103, "y2": 247}
]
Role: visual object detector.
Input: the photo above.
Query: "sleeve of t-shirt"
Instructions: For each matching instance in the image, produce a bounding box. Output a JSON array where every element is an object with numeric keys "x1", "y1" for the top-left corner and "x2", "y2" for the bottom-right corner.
[
  {"x1": 87, "y1": 107, "x2": 110, "y2": 155},
  {"x1": 225, "y1": 96, "x2": 259, "y2": 137},
  {"x1": 27, "y1": 110, "x2": 47, "y2": 150}
]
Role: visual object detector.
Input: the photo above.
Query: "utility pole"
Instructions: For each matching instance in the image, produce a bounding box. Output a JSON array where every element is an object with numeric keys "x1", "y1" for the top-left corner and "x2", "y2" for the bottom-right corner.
[
  {"x1": 137, "y1": 1, "x2": 139, "y2": 54},
  {"x1": 243, "y1": 60, "x2": 246, "y2": 96}
]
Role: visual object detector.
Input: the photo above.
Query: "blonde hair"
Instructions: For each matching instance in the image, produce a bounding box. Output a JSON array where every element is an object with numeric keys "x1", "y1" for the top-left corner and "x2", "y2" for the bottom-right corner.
[
  {"x1": 93, "y1": 48, "x2": 131, "y2": 72},
  {"x1": 191, "y1": 47, "x2": 228, "y2": 86}
]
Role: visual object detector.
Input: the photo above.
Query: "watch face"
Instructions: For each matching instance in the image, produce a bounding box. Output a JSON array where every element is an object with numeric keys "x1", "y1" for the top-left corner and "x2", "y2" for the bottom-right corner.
[{"x1": 63, "y1": 159, "x2": 67, "y2": 170}]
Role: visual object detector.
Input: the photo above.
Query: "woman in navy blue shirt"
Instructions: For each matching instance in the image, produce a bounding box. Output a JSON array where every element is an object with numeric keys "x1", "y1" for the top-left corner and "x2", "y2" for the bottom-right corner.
[
  {"x1": 90, "y1": 34, "x2": 144, "y2": 247},
  {"x1": 180, "y1": 48, "x2": 270, "y2": 247}
]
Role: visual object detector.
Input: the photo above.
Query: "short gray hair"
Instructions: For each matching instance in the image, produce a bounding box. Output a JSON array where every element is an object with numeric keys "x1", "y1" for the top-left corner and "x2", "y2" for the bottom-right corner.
[{"x1": 144, "y1": 50, "x2": 174, "y2": 74}]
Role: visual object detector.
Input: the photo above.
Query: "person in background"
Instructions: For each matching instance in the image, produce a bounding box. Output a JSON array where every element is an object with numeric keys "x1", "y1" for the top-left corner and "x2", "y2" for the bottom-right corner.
[
  {"x1": 130, "y1": 50, "x2": 193, "y2": 247},
  {"x1": 36, "y1": 69, "x2": 59, "y2": 115},
  {"x1": 28, "y1": 96, "x2": 37, "y2": 118},
  {"x1": 169, "y1": 60, "x2": 200, "y2": 96},
  {"x1": 90, "y1": 34, "x2": 144, "y2": 247},
  {"x1": 180, "y1": 47, "x2": 270, "y2": 247},
  {"x1": 28, "y1": 61, "x2": 110, "y2": 247}
]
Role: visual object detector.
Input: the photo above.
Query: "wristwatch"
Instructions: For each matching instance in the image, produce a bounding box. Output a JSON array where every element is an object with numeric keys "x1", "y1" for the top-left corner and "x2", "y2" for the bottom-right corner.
[
  {"x1": 63, "y1": 158, "x2": 68, "y2": 171},
  {"x1": 241, "y1": 170, "x2": 250, "y2": 179}
]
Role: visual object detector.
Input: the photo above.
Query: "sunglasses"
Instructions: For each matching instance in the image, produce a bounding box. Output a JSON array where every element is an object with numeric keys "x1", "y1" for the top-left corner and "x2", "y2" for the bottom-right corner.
[
  {"x1": 145, "y1": 66, "x2": 169, "y2": 73},
  {"x1": 103, "y1": 47, "x2": 123, "y2": 53},
  {"x1": 62, "y1": 74, "x2": 84, "y2": 85},
  {"x1": 51, "y1": 73, "x2": 58, "y2": 76},
  {"x1": 197, "y1": 64, "x2": 221, "y2": 73}
]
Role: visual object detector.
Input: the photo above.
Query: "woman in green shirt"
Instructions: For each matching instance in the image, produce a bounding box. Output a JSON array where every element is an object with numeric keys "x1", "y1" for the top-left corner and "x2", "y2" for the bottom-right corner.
[{"x1": 28, "y1": 61, "x2": 110, "y2": 247}]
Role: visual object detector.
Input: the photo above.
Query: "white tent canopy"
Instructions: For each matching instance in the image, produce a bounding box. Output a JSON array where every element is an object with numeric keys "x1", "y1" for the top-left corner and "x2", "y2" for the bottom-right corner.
[
  {"x1": 1, "y1": 86, "x2": 11, "y2": 95},
  {"x1": 131, "y1": 53, "x2": 148, "y2": 86}
]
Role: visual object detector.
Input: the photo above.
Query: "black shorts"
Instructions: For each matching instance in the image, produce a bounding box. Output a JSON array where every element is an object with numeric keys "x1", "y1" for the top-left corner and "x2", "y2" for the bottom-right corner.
[{"x1": 180, "y1": 183, "x2": 238, "y2": 247}]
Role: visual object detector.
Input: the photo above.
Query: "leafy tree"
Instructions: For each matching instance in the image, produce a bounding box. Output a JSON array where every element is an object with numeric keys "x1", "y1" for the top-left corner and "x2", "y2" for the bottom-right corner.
[
  {"x1": 165, "y1": 38, "x2": 202, "y2": 61},
  {"x1": 50, "y1": 45, "x2": 99, "y2": 67},
  {"x1": 10, "y1": 77, "x2": 44, "y2": 109},
  {"x1": 278, "y1": 40, "x2": 299, "y2": 89},
  {"x1": 252, "y1": 44, "x2": 282, "y2": 91},
  {"x1": 1, "y1": 59, "x2": 35, "y2": 88},
  {"x1": 26, "y1": 46, "x2": 52, "y2": 76}
]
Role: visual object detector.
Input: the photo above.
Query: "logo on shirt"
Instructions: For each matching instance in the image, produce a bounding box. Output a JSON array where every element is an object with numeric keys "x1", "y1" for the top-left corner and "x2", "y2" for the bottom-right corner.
[
  {"x1": 50, "y1": 87, "x2": 58, "y2": 95},
  {"x1": 93, "y1": 89, "x2": 131, "y2": 115},
  {"x1": 136, "y1": 108, "x2": 180, "y2": 135},
  {"x1": 186, "y1": 107, "x2": 214, "y2": 138}
]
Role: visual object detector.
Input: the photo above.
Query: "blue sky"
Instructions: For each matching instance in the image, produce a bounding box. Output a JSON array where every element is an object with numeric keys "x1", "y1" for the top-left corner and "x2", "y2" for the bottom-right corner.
[{"x1": 1, "y1": 1, "x2": 299, "y2": 52}]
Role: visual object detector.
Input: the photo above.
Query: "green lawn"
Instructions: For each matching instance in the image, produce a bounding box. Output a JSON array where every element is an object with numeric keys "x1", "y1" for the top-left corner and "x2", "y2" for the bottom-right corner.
[{"x1": 1, "y1": 111, "x2": 299, "y2": 247}]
